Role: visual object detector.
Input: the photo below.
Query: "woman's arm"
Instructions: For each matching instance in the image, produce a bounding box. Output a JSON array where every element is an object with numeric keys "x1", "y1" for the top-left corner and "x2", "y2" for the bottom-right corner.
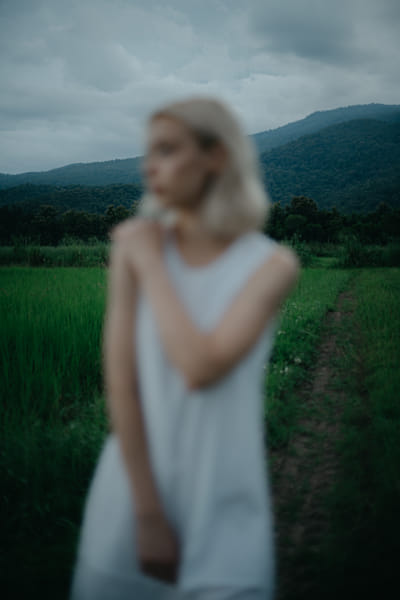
[
  {"x1": 103, "y1": 241, "x2": 164, "y2": 516},
  {"x1": 139, "y1": 243, "x2": 300, "y2": 390}
]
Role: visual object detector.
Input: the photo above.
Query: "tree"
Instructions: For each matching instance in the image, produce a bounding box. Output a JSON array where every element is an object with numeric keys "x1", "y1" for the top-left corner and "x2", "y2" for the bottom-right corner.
[
  {"x1": 104, "y1": 204, "x2": 131, "y2": 228},
  {"x1": 288, "y1": 196, "x2": 319, "y2": 220},
  {"x1": 284, "y1": 214, "x2": 307, "y2": 238},
  {"x1": 265, "y1": 201, "x2": 286, "y2": 239},
  {"x1": 31, "y1": 204, "x2": 62, "y2": 245}
]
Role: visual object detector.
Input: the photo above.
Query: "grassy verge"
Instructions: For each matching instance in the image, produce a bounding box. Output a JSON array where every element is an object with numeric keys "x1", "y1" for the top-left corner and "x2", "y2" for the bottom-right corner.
[
  {"x1": 0, "y1": 267, "x2": 106, "y2": 422},
  {"x1": 264, "y1": 268, "x2": 353, "y2": 450},
  {"x1": 0, "y1": 267, "x2": 110, "y2": 596},
  {"x1": 0, "y1": 243, "x2": 109, "y2": 267},
  {"x1": 313, "y1": 268, "x2": 400, "y2": 598}
]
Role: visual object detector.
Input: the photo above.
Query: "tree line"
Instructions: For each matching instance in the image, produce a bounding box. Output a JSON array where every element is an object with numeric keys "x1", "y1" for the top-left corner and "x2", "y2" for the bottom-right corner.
[{"x1": 0, "y1": 196, "x2": 399, "y2": 246}]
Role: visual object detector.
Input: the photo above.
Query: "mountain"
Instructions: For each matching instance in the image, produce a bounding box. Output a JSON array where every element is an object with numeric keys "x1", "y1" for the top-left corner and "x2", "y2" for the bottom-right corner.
[
  {"x1": 260, "y1": 118, "x2": 400, "y2": 212},
  {"x1": 251, "y1": 102, "x2": 400, "y2": 154},
  {"x1": 0, "y1": 157, "x2": 143, "y2": 189},
  {"x1": 0, "y1": 104, "x2": 399, "y2": 214},
  {"x1": 0, "y1": 103, "x2": 399, "y2": 190}
]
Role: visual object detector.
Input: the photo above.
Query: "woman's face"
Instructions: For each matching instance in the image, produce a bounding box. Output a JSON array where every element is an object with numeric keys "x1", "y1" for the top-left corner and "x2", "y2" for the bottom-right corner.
[{"x1": 142, "y1": 115, "x2": 224, "y2": 210}]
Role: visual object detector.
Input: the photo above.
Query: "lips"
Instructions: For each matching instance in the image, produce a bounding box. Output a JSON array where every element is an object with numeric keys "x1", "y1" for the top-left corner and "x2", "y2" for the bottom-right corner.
[{"x1": 152, "y1": 185, "x2": 165, "y2": 194}]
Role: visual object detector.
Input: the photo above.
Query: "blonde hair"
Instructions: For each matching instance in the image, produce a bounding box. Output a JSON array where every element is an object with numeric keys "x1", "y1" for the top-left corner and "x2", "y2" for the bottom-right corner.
[{"x1": 137, "y1": 95, "x2": 271, "y2": 238}]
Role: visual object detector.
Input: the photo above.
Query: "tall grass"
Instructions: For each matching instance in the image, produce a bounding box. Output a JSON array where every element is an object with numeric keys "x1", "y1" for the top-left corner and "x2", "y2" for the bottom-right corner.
[
  {"x1": 264, "y1": 268, "x2": 353, "y2": 448},
  {"x1": 0, "y1": 267, "x2": 110, "y2": 591},
  {"x1": 0, "y1": 243, "x2": 109, "y2": 267},
  {"x1": 0, "y1": 264, "x2": 353, "y2": 594},
  {"x1": 314, "y1": 268, "x2": 400, "y2": 598},
  {"x1": 1, "y1": 267, "x2": 107, "y2": 424},
  {"x1": 4, "y1": 239, "x2": 399, "y2": 270},
  {"x1": 334, "y1": 236, "x2": 400, "y2": 268}
]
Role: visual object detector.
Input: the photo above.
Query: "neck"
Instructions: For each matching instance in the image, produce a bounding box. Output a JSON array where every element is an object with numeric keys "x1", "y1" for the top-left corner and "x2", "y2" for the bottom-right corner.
[{"x1": 172, "y1": 204, "x2": 211, "y2": 243}]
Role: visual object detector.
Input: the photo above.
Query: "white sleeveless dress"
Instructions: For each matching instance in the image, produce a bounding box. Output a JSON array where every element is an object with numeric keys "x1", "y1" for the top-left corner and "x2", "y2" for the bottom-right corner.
[{"x1": 69, "y1": 229, "x2": 280, "y2": 600}]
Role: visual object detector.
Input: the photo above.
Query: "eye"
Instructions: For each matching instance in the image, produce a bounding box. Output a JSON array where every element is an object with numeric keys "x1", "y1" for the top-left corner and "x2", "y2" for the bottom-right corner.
[
  {"x1": 145, "y1": 141, "x2": 177, "y2": 161},
  {"x1": 157, "y1": 143, "x2": 175, "y2": 154}
]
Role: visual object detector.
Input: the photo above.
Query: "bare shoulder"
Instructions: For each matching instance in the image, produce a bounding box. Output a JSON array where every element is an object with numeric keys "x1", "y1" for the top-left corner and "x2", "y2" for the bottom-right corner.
[
  {"x1": 260, "y1": 238, "x2": 301, "y2": 278},
  {"x1": 274, "y1": 242, "x2": 300, "y2": 272},
  {"x1": 240, "y1": 238, "x2": 301, "y2": 307}
]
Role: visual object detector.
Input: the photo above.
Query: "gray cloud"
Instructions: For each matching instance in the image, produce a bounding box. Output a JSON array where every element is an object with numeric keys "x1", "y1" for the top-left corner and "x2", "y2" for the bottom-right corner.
[
  {"x1": 249, "y1": 0, "x2": 354, "y2": 63},
  {"x1": 0, "y1": 0, "x2": 399, "y2": 173}
]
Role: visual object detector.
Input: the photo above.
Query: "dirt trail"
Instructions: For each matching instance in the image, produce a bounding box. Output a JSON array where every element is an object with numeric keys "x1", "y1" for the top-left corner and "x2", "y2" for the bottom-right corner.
[{"x1": 270, "y1": 286, "x2": 356, "y2": 599}]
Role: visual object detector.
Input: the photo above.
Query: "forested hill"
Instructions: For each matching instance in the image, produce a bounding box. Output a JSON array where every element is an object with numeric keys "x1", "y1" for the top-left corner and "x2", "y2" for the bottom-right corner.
[
  {"x1": 251, "y1": 102, "x2": 400, "y2": 154},
  {"x1": 260, "y1": 118, "x2": 400, "y2": 213},
  {"x1": 1, "y1": 103, "x2": 399, "y2": 191},
  {"x1": 1, "y1": 118, "x2": 399, "y2": 215},
  {"x1": 0, "y1": 156, "x2": 144, "y2": 190},
  {"x1": 1, "y1": 112, "x2": 399, "y2": 215}
]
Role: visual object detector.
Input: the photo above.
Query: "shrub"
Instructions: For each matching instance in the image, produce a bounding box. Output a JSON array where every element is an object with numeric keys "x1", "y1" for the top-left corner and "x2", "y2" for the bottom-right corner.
[
  {"x1": 335, "y1": 236, "x2": 400, "y2": 268},
  {"x1": 284, "y1": 233, "x2": 314, "y2": 267}
]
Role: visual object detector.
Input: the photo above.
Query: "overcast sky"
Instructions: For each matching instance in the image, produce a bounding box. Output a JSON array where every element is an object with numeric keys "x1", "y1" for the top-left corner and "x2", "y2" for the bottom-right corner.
[{"x1": 1, "y1": 0, "x2": 399, "y2": 174}]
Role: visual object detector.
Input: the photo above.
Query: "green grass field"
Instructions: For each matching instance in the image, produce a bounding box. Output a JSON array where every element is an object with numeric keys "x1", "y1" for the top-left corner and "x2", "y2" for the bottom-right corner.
[
  {"x1": 313, "y1": 268, "x2": 400, "y2": 599},
  {"x1": 0, "y1": 264, "x2": 399, "y2": 598}
]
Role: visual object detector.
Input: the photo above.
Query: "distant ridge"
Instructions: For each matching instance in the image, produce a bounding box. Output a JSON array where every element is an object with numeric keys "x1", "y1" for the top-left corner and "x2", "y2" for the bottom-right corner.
[
  {"x1": 0, "y1": 103, "x2": 399, "y2": 189},
  {"x1": 259, "y1": 118, "x2": 400, "y2": 212},
  {"x1": 251, "y1": 102, "x2": 400, "y2": 154},
  {"x1": 0, "y1": 157, "x2": 144, "y2": 189}
]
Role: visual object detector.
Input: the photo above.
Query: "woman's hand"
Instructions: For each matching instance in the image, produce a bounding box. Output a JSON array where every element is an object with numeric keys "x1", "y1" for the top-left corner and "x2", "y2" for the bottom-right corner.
[
  {"x1": 109, "y1": 217, "x2": 165, "y2": 278},
  {"x1": 136, "y1": 510, "x2": 181, "y2": 584}
]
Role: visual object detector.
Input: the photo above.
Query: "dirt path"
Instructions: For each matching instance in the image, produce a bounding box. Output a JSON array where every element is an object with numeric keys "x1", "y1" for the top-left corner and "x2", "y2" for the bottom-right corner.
[{"x1": 269, "y1": 284, "x2": 356, "y2": 599}]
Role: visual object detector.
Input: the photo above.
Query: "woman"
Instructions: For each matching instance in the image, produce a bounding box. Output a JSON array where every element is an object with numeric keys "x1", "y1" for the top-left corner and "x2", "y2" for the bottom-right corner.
[{"x1": 69, "y1": 96, "x2": 300, "y2": 600}]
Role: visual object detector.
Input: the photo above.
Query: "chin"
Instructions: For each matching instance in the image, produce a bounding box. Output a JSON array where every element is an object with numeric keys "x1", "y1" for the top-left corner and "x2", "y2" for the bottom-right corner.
[{"x1": 157, "y1": 194, "x2": 177, "y2": 209}]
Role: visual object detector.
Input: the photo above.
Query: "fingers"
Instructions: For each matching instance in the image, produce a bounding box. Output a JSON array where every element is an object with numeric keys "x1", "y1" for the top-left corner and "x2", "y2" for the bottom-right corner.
[
  {"x1": 140, "y1": 559, "x2": 179, "y2": 584},
  {"x1": 109, "y1": 217, "x2": 159, "y2": 242},
  {"x1": 109, "y1": 218, "x2": 138, "y2": 242}
]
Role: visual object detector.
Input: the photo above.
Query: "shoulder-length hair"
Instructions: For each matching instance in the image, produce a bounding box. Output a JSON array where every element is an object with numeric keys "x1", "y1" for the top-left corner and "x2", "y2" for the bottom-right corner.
[{"x1": 136, "y1": 95, "x2": 271, "y2": 238}]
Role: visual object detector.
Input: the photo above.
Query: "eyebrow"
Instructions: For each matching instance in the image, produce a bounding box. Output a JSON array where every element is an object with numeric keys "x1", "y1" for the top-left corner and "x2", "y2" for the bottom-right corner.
[{"x1": 146, "y1": 137, "x2": 176, "y2": 152}]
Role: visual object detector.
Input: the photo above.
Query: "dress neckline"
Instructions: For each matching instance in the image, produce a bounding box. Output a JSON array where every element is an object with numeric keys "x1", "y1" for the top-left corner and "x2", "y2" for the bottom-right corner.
[{"x1": 167, "y1": 228, "x2": 255, "y2": 274}]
